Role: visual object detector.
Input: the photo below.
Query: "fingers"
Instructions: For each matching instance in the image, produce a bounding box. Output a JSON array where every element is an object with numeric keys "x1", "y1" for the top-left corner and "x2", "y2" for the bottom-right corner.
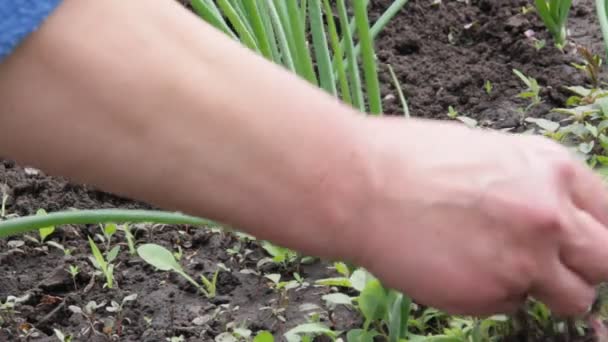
[
  {"x1": 568, "y1": 161, "x2": 608, "y2": 228},
  {"x1": 559, "y1": 206, "x2": 608, "y2": 285},
  {"x1": 530, "y1": 258, "x2": 595, "y2": 317}
]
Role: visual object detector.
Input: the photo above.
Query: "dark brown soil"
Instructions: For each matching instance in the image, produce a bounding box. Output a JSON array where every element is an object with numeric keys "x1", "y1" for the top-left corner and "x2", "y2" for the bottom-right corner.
[
  {"x1": 374, "y1": 0, "x2": 605, "y2": 130},
  {"x1": 0, "y1": 0, "x2": 605, "y2": 341}
]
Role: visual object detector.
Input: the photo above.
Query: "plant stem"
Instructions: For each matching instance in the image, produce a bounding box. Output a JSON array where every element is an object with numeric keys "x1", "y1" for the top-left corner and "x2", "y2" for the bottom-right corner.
[
  {"x1": 0, "y1": 209, "x2": 220, "y2": 238},
  {"x1": 354, "y1": 0, "x2": 382, "y2": 115},
  {"x1": 597, "y1": 0, "x2": 608, "y2": 60}
]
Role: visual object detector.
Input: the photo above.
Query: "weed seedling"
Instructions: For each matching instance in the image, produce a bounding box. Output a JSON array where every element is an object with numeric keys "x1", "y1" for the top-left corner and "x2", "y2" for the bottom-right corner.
[
  {"x1": 513, "y1": 69, "x2": 542, "y2": 111},
  {"x1": 119, "y1": 224, "x2": 136, "y2": 256},
  {"x1": 47, "y1": 241, "x2": 72, "y2": 256},
  {"x1": 106, "y1": 293, "x2": 137, "y2": 336},
  {"x1": 88, "y1": 236, "x2": 118, "y2": 289},
  {"x1": 484, "y1": 80, "x2": 493, "y2": 95},
  {"x1": 136, "y1": 243, "x2": 219, "y2": 298},
  {"x1": 24, "y1": 209, "x2": 56, "y2": 245},
  {"x1": 572, "y1": 46, "x2": 603, "y2": 89},
  {"x1": 96, "y1": 223, "x2": 118, "y2": 252},
  {"x1": 68, "y1": 301, "x2": 107, "y2": 338},
  {"x1": 0, "y1": 294, "x2": 29, "y2": 327},
  {"x1": 67, "y1": 265, "x2": 80, "y2": 289}
]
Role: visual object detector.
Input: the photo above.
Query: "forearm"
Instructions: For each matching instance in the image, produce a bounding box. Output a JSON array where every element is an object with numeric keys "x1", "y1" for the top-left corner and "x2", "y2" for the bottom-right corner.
[{"x1": 0, "y1": 0, "x2": 377, "y2": 260}]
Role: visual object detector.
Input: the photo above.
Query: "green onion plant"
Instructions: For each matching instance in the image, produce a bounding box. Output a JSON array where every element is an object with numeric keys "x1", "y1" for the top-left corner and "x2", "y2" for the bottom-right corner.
[
  {"x1": 534, "y1": 0, "x2": 572, "y2": 48},
  {"x1": 191, "y1": 0, "x2": 410, "y2": 115},
  {"x1": 597, "y1": 0, "x2": 608, "y2": 60}
]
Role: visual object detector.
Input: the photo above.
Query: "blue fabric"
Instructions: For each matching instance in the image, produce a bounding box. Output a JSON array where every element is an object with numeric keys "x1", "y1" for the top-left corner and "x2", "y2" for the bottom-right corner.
[{"x1": 0, "y1": 0, "x2": 62, "y2": 63}]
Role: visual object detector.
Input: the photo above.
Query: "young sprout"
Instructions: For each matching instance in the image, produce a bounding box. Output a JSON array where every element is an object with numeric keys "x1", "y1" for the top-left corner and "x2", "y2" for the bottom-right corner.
[
  {"x1": 173, "y1": 245, "x2": 183, "y2": 261},
  {"x1": 106, "y1": 293, "x2": 137, "y2": 336},
  {"x1": 96, "y1": 223, "x2": 117, "y2": 252},
  {"x1": 533, "y1": 0, "x2": 573, "y2": 48},
  {"x1": 88, "y1": 236, "x2": 118, "y2": 289},
  {"x1": 47, "y1": 241, "x2": 72, "y2": 256},
  {"x1": 67, "y1": 265, "x2": 80, "y2": 289},
  {"x1": 484, "y1": 80, "x2": 493, "y2": 95},
  {"x1": 37, "y1": 209, "x2": 55, "y2": 243},
  {"x1": 136, "y1": 243, "x2": 220, "y2": 298},
  {"x1": 119, "y1": 224, "x2": 136, "y2": 256},
  {"x1": 572, "y1": 46, "x2": 603, "y2": 89},
  {"x1": 513, "y1": 69, "x2": 542, "y2": 110}
]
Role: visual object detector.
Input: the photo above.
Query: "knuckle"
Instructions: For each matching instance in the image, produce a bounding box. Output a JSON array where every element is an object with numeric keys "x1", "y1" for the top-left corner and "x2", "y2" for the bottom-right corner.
[
  {"x1": 529, "y1": 206, "x2": 563, "y2": 236},
  {"x1": 552, "y1": 157, "x2": 577, "y2": 183}
]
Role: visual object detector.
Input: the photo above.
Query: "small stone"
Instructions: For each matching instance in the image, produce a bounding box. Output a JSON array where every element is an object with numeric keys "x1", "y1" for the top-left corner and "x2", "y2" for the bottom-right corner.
[
  {"x1": 23, "y1": 167, "x2": 40, "y2": 176},
  {"x1": 38, "y1": 264, "x2": 71, "y2": 291},
  {"x1": 7, "y1": 240, "x2": 24, "y2": 248},
  {"x1": 192, "y1": 314, "x2": 212, "y2": 326}
]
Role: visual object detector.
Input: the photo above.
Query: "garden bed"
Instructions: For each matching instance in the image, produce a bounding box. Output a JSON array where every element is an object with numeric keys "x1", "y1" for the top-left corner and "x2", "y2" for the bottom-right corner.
[{"x1": 1, "y1": 0, "x2": 606, "y2": 341}]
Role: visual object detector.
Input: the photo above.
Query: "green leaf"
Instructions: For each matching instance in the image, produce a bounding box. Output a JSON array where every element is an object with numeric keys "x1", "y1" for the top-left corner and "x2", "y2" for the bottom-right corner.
[
  {"x1": 103, "y1": 223, "x2": 117, "y2": 237},
  {"x1": 358, "y1": 279, "x2": 387, "y2": 327},
  {"x1": 284, "y1": 323, "x2": 339, "y2": 342},
  {"x1": 322, "y1": 293, "x2": 353, "y2": 306},
  {"x1": 309, "y1": 0, "x2": 337, "y2": 95},
  {"x1": 334, "y1": 262, "x2": 350, "y2": 277},
  {"x1": 106, "y1": 245, "x2": 121, "y2": 263},
  {"x1": 386, "y1": 290, "x2": 411, "y2": 341},
  {"x1": 88, "y1": 236, "x2": 107, "y2": 272},
  {"x1": 387, "y1": 293, "x2": 404, "y2": 342},
  {"x1": 315, "y1": 277, "x2": 352, "y2": 288},
  {"x1": 579, "y1": 140, "x2": 595, "y2": 154},
  {"x1": 137, "y1": 243, "x2": 183, "y2": 272},
  {"x1": 354, "y1": 0, "x2": 382, "y2": 114},
  {"x1": 37, "y1": 209, "x2": 55, "y2": 242},
  {"x1": 525, "y1": 117, "x2": 560, "y2": 132},
  {"x1": 350, "y1": 269, "x2": 372, "y2": 292},
  {"x1": 346, "y1": 329, "x2": 379, "y2": 342},
  {"x1": 253, "y1": 331, "x2": 274, "y2": 342}
]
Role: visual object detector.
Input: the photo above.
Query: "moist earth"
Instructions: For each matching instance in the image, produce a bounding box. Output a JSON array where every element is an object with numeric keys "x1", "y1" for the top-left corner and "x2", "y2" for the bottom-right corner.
[{"x1": 0, "y1": 0, "x2": 604, "y2": 341}]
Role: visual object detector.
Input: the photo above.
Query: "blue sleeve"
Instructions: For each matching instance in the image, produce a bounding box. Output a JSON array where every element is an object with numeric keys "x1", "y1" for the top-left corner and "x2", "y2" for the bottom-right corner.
[{"x1": 0, "y1": 0, "x2": 63, "y2": 63}]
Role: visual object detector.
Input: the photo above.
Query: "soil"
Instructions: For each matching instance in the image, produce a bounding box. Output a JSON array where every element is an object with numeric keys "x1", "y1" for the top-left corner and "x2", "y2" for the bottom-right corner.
[{"x1": 0, "y1": 0, "x2": 605, "y2": 341}]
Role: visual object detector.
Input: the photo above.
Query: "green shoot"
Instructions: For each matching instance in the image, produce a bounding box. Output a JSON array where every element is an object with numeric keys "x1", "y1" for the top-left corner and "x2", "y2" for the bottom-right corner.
[
  {"x1": 571, "y1": 46, "x2": 603, "y2": 89},
  {"x1": 0, "y1": 209, "x2": 220, "y2": 239},
  {"x1": 120, "y1": 224, "x2": 136, "y2": 256},
  {"x1": 354, "y1": 0, "x2": 382, "y2": 115},
  {"x1": 46, "y1": 241, "x2": 72, "y2": 255},
  {"x1": 173, "y1": 245, "x2": 183, "y2": 261},
  {"x1": 200, "y1": 268, "x2": 220, "y2": 299},
  {"x1": 190, "y1": 0, "x2": 410, "y2": 115},
  {"x1": 36, "y1": 209, "x2": 55, "y2": 243},
  {"x1": 484, "y1": 80, "x2": 493, "y2": 95},
  {"x1": 513, "y1": 69, "x2": 542, "y2": 110},
  {"x1": 447, "y1": 105, "x2": 459, "y2": 118},
  {"x1": 533, "y1": 0, "x2": 573, "y2": 48},
  {"x1": 137, "y1": 243, "x2": 217, "y2": 298},
  {"x1": 597, "y1": 0, "x2": 608, "y2": 60},
  {"x1": 88, "y1": 236, "x2": 115, "y2": 289},
  {"x1": 67, "y1": 264, "x2": 79, "y2": 289},
  {"x1": 98, "y1": 223, "x2": 117, "y2": 251},
  {"x1": 387, "y1": 64, "x2": 410, "y2": 117},
  {"x1": 261, "y1": 241, "x2": 299, "y2": 266}
]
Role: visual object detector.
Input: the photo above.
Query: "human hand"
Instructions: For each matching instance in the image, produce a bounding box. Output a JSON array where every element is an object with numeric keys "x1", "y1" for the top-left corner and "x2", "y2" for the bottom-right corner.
[{"x1": 346, "y1": 117, "x2": 608, "y2": 317}]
